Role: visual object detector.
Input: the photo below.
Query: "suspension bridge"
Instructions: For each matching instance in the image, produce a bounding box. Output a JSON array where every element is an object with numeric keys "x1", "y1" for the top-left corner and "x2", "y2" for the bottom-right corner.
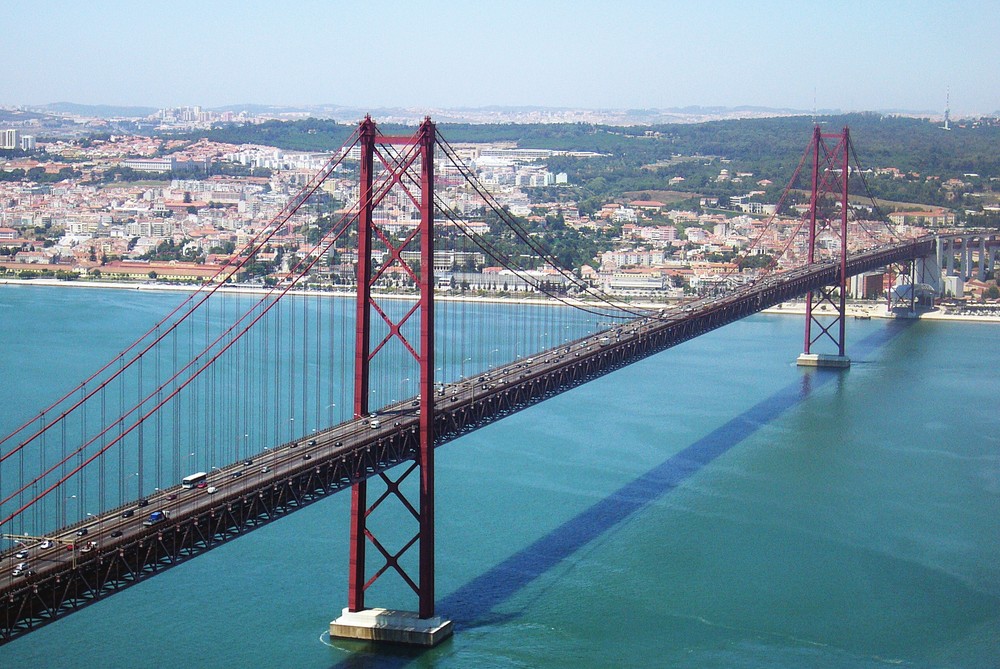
[{"x1": 0, "y1": 119, "x2": 994, "y2": 646}]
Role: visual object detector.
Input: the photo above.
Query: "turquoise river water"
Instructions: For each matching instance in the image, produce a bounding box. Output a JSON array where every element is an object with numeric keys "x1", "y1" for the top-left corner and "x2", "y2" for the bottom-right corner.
[{"x1": 0, "y1": 284, "x2": 997, "y2": 668}]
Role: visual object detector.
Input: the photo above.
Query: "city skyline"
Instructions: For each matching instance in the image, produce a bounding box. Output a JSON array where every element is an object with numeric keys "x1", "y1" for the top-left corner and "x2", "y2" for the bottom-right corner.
[{"x1": 4, "y1": 1, "x2": 999, "y2": 116}]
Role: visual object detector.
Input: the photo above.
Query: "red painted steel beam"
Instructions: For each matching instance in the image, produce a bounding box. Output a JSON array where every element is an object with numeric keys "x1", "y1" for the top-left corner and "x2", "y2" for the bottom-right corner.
[
  {"x1": 348, "y1": 116, "x2": 376, "y2": 612},
  {"x1": 838, "y1": 127, "x2": 850, "y2": 356},
  {"x1": 417, "y1": 118, "x2": 437, "y2": 619},
  {"x1": 803, "y1": 126, "x2": 821, "y2": 354}
]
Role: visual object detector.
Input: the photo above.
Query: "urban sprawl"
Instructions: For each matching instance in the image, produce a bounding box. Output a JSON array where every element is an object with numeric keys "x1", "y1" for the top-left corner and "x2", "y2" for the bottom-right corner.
[{"x1": 1, "y1": 106, "x2": 996, "y2": 310}]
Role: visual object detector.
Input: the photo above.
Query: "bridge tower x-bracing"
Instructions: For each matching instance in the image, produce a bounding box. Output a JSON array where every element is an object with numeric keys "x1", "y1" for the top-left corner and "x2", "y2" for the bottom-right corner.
[
  {"x1": 329, "y1": 117, "x2": 453, "y2": 646},
  {"x1": 797, "y1": 126, "x2": 852, "y2": 369}
]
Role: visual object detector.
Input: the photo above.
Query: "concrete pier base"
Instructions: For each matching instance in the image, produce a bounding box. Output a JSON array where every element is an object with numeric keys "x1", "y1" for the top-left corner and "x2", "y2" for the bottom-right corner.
[
  {"x1": 796, "y1": 353, "x2": 851, "y2": 368},
  {"x1": 330, "y1": 608, "x2": 453, "y2": 647}
]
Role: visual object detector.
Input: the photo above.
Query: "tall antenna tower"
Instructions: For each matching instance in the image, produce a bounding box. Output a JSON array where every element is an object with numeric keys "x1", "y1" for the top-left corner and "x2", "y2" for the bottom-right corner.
[{"x1": 942, "y1": 89, "x2": 951, "y2": 130}]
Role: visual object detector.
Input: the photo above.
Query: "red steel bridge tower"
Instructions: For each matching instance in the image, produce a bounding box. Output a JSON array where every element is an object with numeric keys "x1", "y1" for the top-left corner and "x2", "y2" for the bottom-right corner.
[
  {"x1": 329, "y1": 117, "x2": 453, "y2": 645},
  {"x1": 797, "y1": 126, "x2": 852, "y2": 369}
]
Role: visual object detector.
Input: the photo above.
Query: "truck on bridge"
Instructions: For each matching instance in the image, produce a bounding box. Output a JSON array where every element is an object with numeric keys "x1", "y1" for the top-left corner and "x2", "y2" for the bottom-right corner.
[{"x1": 142, "y1": 510, "x2": 171, "y2": 527}]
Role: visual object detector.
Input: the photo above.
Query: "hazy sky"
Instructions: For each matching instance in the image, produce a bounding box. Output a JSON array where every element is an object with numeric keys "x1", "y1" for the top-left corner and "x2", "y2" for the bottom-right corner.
[{"x1": 4, "y1": 1, "x2": 998, "y2": 115}]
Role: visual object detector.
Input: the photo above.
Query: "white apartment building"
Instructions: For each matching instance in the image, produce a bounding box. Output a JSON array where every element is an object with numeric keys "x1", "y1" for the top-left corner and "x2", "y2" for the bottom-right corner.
[{"x1": 0, "y1": 128, "x2": 21, "y2": 150}]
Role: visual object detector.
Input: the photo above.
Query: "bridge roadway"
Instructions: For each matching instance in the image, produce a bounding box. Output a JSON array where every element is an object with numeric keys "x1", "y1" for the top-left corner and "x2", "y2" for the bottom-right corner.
[{"x1": 0, "y1": 235, "x2": 935, "y2": 643}]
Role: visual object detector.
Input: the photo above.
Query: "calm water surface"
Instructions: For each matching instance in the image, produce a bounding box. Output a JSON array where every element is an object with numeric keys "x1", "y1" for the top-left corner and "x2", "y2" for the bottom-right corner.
[{"x1": 0, "y1": 285, "x2": 997, "y2": 668}]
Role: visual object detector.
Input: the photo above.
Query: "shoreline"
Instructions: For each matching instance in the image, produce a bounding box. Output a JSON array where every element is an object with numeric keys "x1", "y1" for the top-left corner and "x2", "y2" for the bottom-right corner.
[
  {"x1": 3, "y1": 277, "x2": 999, "y2": 324},
  {"x1": 0, "y1": 277, "x2": 652, "y2": 310},
  {"x1": 762, "y1": 302, "x2": 1000, "y2": 323}
]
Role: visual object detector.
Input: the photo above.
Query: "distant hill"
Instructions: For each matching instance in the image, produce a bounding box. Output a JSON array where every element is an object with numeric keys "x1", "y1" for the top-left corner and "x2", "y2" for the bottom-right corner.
[
  {"x1": 25, "y1": 102, "x2": 946, "y2": 125},
  {"x1": 199, "y1": 103, "x2": 835, "y2": 125},
  {"x1": 176, "y1": 112, "x2": 1000, "y2": 180},
  {"x1": 43, "y1": 102, "x2": 159, "y2": 118}
]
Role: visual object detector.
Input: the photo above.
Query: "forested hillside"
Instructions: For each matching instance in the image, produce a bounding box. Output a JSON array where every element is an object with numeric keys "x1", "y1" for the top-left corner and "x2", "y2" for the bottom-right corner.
[{"x1": 183, "y1": 113, "x2": 1000, "y2": 214}]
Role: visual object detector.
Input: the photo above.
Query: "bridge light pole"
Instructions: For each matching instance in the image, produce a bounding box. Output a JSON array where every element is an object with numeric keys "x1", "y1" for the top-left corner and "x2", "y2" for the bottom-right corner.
[
  {"x1": 86, "y1": 512, "x2": 100, "y2": 548},
  {"x1": 130, "y1": 472, "x2": 139, "y2": 504},
  {"x1": 65, "y1": 494, "x2": 77, "y2": 529}
]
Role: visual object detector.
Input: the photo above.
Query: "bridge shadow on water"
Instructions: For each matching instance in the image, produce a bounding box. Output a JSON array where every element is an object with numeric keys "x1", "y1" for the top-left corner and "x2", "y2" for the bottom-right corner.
[{"x1": 328, "y1": 321, "x2": 913, "y2": 668}]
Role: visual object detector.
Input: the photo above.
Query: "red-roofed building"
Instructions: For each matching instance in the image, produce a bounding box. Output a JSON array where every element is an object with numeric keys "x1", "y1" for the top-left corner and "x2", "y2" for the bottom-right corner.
[
  {"x1": 101, "y1": 260, "x2": 236, "y2": 282},
  {"x1": 628, "y1": 200, "x2": 666, "y2": 210}
]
